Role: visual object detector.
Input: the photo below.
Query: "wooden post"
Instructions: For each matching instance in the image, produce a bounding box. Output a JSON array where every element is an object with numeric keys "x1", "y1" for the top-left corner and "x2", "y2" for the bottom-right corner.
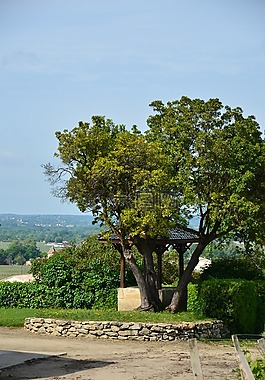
[
  {"x1": 157, "y1": 251, "x2": 162, "y2": 290},
  {"x1": 155, "y1": 245, "x2": 167, "y2": 290},
  {"x1": 176, "y1": 244, "x2": 187, "y2": 311},
  {"x1": 189, "y1": 338, "x2": 204, "y2": 380},
  {"x1": 232, "y1": 335, "x2": 255, "y2": 380},
  {"x1": 115, "y1": 244, "x2": 126, "y2": 288},
  {"x1": 179, "y1": 245, "x2": 184, "y2": 279},
  {"x1": 120, "y1": 251, "x2": 126, "y2": 288}
]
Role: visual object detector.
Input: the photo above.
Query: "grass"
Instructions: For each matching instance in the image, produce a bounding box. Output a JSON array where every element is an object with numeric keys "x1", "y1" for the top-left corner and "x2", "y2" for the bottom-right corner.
[
  {"x1": 0, "y1": 265, "x2": 30, "y2": 280},
  {"x1": 0, "y1": 307, "x2": 206, "y2": 328},
  {"x1": 0, "y1": 242, "x2": 10, "y2": 250},
  {"x1": 0, "y1": 241, "x2": 51, "y2": 253},
  {"x1": 36, "y1": 242, "x2": 52, "y2": 253}
]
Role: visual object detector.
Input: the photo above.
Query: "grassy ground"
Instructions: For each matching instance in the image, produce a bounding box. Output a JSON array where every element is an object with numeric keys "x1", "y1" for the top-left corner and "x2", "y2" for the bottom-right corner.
[
  {"x1": 0, "y1": 265, "x2": 30, "y2": 280},
  {"x1": 36, "y1": 242, "x2": 51, "y2": 252},
  {"x1": 0, "y1": 241, "x2": 50, "y2": 253},
  {"x1": 0, "y1": 308, "x2": 205, "y2": 327},
  {"x1": 0, "y1": 242, "x2": 10, "y2": 250}
]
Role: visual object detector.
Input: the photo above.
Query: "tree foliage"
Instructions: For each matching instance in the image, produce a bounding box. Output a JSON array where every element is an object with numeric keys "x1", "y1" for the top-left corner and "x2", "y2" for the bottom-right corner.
[
  {"x1": 0, "y1": 239, "x2": 42, "y2": 265},
  {"x1": 44, "y1": 97, "x2": 265, "y2": 313},
  {"x1": 147, "y1": 96, "x2": 265, "y2": 311},
  {"x1": 200, "y1": 257, "x2": 264, "y2": 281},
  {"x1": 147, "y1": 96, "x2": 265, "y2": 241},
  {"x1": 44, "y1": 117, "x2": 179, "y2": 238},
  {"x1": 43, "y1": 116, "x2": 181, "y2": 311}
]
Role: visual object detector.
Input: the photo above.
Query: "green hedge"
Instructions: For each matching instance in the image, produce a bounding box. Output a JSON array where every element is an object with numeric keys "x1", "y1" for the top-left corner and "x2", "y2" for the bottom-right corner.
[
  {"x1": 0, "y1": 282, "x2": 117, "y2": 310},
  {"x1": 188, "y1": 279, "x2": 265, "y2": 334},
  {"x1": 255, "y1": 280, "x2": 265, "y2": 333},
  {"x1": 200, "y1": 258, "x2": 264, "y2": 281},
  {"x1": 187, "y1": 283, "x2": 201, "y2": 316}
]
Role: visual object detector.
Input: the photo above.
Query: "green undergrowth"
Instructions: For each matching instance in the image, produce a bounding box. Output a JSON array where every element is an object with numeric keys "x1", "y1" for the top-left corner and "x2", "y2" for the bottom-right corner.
[{"x1": 0, "y1": 307, "x2": 207, "y2": 328}]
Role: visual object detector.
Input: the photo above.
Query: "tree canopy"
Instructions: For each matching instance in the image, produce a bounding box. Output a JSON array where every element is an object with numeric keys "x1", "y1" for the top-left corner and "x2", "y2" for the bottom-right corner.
[
  {"x1": 146, "y1": 96, "x2": 265, "y2": 310},
  {"x1": 44, "y1": 115, "x2": 182, "y2": 310},
  {"x1": 147, "y1": 97, "x2": 265, "y2": 241},
  {"x1": 44, "y1": 96, "x2": 265, "y2": 312},
  {"x1": 45, "y1": 116, "x2": 179, "y2": 239}
]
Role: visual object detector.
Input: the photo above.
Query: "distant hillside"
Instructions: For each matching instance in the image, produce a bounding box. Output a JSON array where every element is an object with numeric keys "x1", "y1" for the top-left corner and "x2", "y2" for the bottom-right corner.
[
  {"x1": 0, "y1": 214, "x2": 100, "y2": 243},
  {"x1": 0, "y1": 213, "x2": 199, "y2": 243},
  {"x1": 0, "y1": 213, "x2": 95, "y2": 227}
]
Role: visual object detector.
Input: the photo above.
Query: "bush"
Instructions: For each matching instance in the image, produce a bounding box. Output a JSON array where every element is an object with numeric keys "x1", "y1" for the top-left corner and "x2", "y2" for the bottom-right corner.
[
  {"x1": 0, "y1": 278, "x2": 119, "y2": 310},
  {"x1": 191, "y1": 279, "x2": 265, "y2": 334},
  {"x1": 0, "y1": 235, "x2": 136, "y2": 310},
  {"x1": 32, "y1": 235, "x2": 124, "y2": 310},
  {"x1": 255, "y1": 281, "x2": 265, "y2": 333},
  {"x1": 246, "y1": 355, "x2": 265, "y2": 380},
  {"x1": 0, "y1": 282, "x2": 52, "y2": 308},
  {"x1": 187, "y1": 283, "x2": 201, "y2": 315},
  {"x1": 200, "y1": 257, "x2": 264, "y2": 281},
  {"x1": 93, "y1": 288, "x2": 118, "y2": 310}
]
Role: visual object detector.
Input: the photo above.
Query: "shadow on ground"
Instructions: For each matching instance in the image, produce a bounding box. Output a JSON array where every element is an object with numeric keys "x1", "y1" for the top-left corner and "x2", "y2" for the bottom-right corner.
[{"x1": 0, "y1": 351, "x2": 114, "y2": 379}]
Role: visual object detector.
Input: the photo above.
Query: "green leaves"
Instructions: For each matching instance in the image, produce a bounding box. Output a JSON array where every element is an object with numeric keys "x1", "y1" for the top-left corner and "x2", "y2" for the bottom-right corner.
[
  {"x1": 20, "y1": 236, "x2": 132, "y2": 309},
  {"x1": 45, "y1": 116, "x2": 180, "y2": 241},
  {"x1": 147, "y1": 96, "x2": 265, "y2": 241},
  {"x1": 44, "y1": 97, "x2": 265, "y2": 265}
]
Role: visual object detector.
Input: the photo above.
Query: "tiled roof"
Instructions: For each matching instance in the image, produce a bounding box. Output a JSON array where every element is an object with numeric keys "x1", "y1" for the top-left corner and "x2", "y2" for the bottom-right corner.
[
  {"x1": 168, "y1": 227, "x2": 199, "y2": 241},
  {"x1": 98, "y1": 227, "x2": 199, "y2": 243}
]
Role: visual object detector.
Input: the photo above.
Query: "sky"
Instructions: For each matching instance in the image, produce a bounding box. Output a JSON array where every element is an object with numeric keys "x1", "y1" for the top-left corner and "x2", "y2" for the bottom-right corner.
[{"x1": 0, "y1": 0, "x2": 265, "y2": 215}]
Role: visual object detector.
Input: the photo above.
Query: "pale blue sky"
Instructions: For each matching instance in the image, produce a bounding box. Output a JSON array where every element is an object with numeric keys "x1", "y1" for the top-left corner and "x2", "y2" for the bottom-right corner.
[{"x1": 1, "y1": 0, "x2": 264, "y2": 214}]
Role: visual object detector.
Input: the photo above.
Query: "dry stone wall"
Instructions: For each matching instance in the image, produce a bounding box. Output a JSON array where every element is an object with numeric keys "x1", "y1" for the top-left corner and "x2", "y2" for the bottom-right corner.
[{"x1": 24, "y1": 318, "x2": 229, "y2": 341}]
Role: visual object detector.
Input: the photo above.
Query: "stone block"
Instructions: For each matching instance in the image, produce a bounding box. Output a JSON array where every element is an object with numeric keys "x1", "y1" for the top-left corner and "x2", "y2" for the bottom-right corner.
[
  {"x1": 119, "y1": 322, "x2": 132, "y2": 330},
  {"x1": 140, "y1": 328, "x2": 150, "y2": 335},
  {"x1": 118, "y1": 287, "x2": 141, "y2": 311},
  {"x1": 111, "y1": 325, "x2": 120, "y2": 332},
  {"x1": 78, "y1": 328, "x2": 89, "y2": 335},
  {"x1": 38, "y1": 326, "x2": 46, "y2": 334},
  {"x1": 118, "y1": 330, "x2": 131, "y2": 336}
]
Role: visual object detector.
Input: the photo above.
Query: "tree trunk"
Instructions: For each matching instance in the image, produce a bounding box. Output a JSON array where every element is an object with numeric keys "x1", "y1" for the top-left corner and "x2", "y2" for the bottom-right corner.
[
  {"x1": 137, "y1": 239, "x2": 164, "y2": 312},
  {"x1": 121, "y1": 244, "x2": 154, "y2": 311},
  {"x1": 167, "y1": 241, "x2": 206, "y2": 313},
  {"x1": 143, "y1": 249, "x2": 164, "y2": 311}
]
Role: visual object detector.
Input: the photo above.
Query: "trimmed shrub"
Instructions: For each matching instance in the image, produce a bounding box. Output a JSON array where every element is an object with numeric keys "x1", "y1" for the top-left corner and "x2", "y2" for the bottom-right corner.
[
  {"x1": 255, "y1": 280, "x2": 265, "y2": 333},
  {"x1": 0, "y1": 281, "x2": 119, "y2": 310},
  {"x1": 193, "y1": 279, "x2": 264, "y2": 333},
  {"x1": 187, "y1": 283, "x2": 201, "y2": 315},
  {"x1": 200, "y1": 258, "x2": 264, "y2": 281}
]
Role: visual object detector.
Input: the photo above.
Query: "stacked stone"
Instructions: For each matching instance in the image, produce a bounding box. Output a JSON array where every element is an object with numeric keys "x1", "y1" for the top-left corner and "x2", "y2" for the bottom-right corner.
[{"x1": 24, "y1": 318, "x2": 229, "y2": 341}]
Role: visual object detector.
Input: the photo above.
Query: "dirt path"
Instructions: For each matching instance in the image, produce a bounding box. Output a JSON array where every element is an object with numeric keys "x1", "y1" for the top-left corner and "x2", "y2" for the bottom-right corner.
[{"x1": 0, "y1": 327, "x2": 239, "y2": 379}]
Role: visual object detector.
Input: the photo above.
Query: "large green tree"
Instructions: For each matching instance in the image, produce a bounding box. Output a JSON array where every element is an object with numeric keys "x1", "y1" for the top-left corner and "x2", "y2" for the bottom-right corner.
[
  {"x1": 147, "y1": 96, "x2": 265, "y2": 312},
  {"x1": 44, "y1": 98, "x2": 265, "y2": 313},
  {"x1": 43, "y1": 116, "x2": 180, "y2": 311}
]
